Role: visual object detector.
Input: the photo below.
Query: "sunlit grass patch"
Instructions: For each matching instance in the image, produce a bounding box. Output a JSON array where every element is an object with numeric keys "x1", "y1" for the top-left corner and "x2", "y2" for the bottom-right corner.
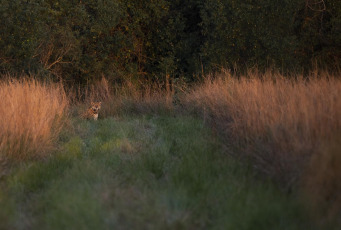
[
  {"x1": 184, "y1": 70, "x2": 341, "y2": 223},
  {"x1": 185, "y1": 72, "x2": 341, "y2": 182},
  {"x1": 0, "y1": 78, "x2": 68, "y2": 163}
]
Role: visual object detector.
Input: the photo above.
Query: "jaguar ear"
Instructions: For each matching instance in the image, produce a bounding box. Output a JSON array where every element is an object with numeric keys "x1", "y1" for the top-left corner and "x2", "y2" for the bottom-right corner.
[
  {"x1": 99, "y1": 102, "x2": 102, "y2": 105},
  {"x1": 91, "y1": 101, "x2": 95, "y2": 106}
]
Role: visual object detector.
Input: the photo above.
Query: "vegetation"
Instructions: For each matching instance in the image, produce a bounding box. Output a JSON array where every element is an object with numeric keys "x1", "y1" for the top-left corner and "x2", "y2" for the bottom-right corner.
[
  {"x1": 184, "y1": 70, "x2": 341, "y2": 223},
  {"x1": 0, "y1": 71, "x2": 340, "y2": 228},
  {"x1": 0, "y1": 78, "x2": 68, "y2": 163},
  {"x1": 1, "y1": 115, "x2": 313, "y2": 230},
  {"x1": 0, "y1": 0, "x2": 340, "y2": 228},
  {"x1": 185, "y1": 70, "x2": 341, "y2": 187},
  {"x1": 0, "y1": 0, "x2": 340, "y2": 82}
]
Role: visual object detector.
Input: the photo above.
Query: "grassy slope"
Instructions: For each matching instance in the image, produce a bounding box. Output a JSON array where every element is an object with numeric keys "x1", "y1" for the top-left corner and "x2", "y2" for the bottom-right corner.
[{"x1": 1, "y1": 115, "x2": 312, "y2": 230}]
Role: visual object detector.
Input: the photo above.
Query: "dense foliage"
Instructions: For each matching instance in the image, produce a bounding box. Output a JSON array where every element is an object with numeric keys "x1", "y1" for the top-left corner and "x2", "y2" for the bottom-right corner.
[{"x1": 0, "y1": 0, "x2": 340, "y2": 82}]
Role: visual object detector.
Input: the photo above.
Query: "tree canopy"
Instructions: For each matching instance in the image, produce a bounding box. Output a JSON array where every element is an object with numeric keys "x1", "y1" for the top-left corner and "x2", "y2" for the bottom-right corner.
[{"x1": 0, "y1": 0, "x2": 340, "y2": 83}]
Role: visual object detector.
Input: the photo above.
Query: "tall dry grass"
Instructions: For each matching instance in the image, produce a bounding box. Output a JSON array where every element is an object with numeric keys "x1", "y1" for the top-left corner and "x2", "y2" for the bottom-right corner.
[
  {"x1": 185, "y1": 70, "x2": 341, "y2": 220},
  {"x1": 0, "y1": 78, "x2": 68, "y2": 163},
  {"x1": 107, "y1": 77, "x2": 175, "y2": 115},
  {"x1": 71, "y1": 76, "x2": 177, "y2": 117}
]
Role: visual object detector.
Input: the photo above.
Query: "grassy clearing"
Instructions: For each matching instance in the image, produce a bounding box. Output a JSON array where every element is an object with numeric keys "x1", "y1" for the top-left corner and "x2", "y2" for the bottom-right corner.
[
  {"x1": 0, "y1": 116, "x2": 313, "y2": 230},
  {"x1": 1, "y1": 70, "x2": 339, "y2": 228},
  {"x1": 0, "y1": 78, "x2": 68, "y2": 165}
]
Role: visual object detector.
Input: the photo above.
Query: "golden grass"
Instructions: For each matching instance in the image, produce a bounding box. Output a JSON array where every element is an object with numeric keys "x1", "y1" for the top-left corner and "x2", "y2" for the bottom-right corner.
[
  {"x1": 185, "y1": 70, "x2": 341, "y2": 221},
  {"x1": 0, "y1": 78, "x2": 68, "y2": 163},
  {"x1": 186, "y1": 71, "x2": 341, "y2": 181}
]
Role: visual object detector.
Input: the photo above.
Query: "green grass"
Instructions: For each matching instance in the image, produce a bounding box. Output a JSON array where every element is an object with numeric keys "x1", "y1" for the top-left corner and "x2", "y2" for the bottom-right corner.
[{"x1": 0, "y1": 115, "x2": 313, "y2": 229}]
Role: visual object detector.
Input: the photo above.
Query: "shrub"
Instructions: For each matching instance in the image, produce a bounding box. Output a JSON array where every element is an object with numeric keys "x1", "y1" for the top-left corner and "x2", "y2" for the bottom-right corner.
[{"x1": 0, "y1": 78, "x2": 68, "y2": 163}]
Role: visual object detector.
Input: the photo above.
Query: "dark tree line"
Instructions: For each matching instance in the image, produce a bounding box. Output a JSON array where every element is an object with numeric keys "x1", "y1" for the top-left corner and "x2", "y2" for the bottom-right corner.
[{"x1": 0, "y1": 0, "x2": 340, "y2": 83}]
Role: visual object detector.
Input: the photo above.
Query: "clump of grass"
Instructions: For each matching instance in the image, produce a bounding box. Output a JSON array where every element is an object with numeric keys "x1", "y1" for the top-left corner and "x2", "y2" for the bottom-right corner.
[
  {"x1": 0, "y1": 78, "x2": 68, "y2": 163},
  {"x1": 186, "y1": 71, "x2": 341, "y2": 182},
  {"x1": 185, "y1": 70, "x2": 341, "y2": 220}
]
